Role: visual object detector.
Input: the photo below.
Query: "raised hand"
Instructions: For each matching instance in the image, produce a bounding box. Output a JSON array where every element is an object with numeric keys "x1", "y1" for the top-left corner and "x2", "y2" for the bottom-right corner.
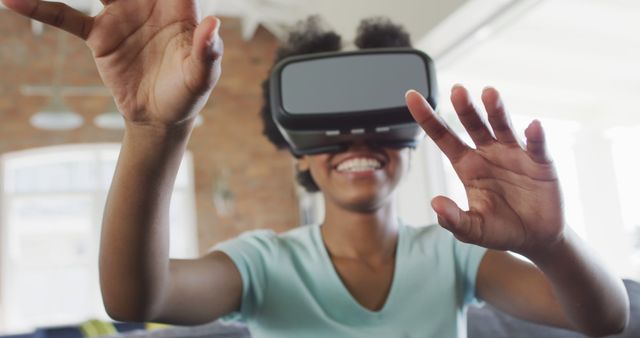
[
  {"x1": 1, "y1": 0, "x2": 223, "y2": 127},
  {"x1": 406, "y1": 86, "x2": 565, "y2": 256}
]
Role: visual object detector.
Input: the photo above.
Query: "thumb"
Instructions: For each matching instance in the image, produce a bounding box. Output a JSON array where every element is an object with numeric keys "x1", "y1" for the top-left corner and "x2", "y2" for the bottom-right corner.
[
  {"x1": 185, "y1": 16, "x2": 224, "y2": 93},
  {"x1": 431, "y1": 196, "x2": 482, "y2": 243},
  {"x1": 193, "y1": 16, "x2": 223, "y2": 63}
]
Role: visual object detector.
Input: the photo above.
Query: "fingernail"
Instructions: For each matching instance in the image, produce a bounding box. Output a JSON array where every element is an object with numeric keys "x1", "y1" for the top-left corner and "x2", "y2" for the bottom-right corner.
[
  {"x1": 405, "y1": 89, "x2": 417, "y2": 99},
  {"x1": 451, "y1": 83, "x2": 464, "y2": 93},
  {"x1": 406, "y1": 90, "x2": 432, "y2": 109},
  {"x1": 532, "y1": 119, "x2": 542, "y2": 128},
  {"x1": 213, "y1": 18, "x2": 221, "y2": 37}
]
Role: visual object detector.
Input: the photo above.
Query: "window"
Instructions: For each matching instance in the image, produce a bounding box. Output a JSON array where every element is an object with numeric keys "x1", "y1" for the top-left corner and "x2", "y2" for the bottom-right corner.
[
  {"x1": 436, "y1": 114, "x2": 587, "y2": 238},
  {"x1": 419, "y1": 0, "x2": 640, "y2": 278},
  {"x1": 610, "y1": 126, "x2": 640, "y2": 264},
  {"x1": 0, "y1": 144, "x2": 198, "y2": 334}
]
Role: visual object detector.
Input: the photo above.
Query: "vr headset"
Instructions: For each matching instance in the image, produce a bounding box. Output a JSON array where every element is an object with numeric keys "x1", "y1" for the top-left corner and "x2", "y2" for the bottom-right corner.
[{"x1": 269, "y1": 48, "x2": 438, "y2": 156}]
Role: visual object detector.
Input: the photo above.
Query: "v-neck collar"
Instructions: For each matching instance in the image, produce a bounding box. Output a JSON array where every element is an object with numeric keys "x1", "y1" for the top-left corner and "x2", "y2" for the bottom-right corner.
[{"x1": 311, "y1": 223, "x2": 406, "y2": 324}]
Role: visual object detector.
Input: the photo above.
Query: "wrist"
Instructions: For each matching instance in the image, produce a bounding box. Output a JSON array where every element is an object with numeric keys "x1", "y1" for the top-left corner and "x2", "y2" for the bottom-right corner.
[
  {"x1": 124, "y1": 117, "x2": 196, "y2": 143},
  {"x1": 522, "y1": 227, "x2": 573, "y2": 265}
]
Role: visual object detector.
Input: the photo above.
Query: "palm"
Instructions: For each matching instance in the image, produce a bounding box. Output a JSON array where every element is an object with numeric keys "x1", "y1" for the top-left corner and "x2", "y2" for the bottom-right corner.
[
  {"x1": 90, "y1": 1, "x2": 203, "y2": 123},
  {"x1": 2, "y1": 0, "x2": 222, "y2": 126},
  {"x1": 453, "y1": 138, "x2": 563, "y2": 253},
  {"x1": 406, "y1": 87, "x2": 566, "y2": 255}
]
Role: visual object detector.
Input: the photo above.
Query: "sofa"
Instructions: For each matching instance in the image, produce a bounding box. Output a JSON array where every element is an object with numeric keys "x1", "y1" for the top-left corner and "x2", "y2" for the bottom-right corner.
[
  {"x1": 4, "y1": 280, "x2": 638, "y2": 338},
  {"x1": 467, "y1": 279, "x2": 639, "y2": 338}
]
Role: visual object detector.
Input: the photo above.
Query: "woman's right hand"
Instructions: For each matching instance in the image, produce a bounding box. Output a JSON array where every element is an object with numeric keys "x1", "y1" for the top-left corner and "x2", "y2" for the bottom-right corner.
[{"x1": 1, "y1": 0, "x2": 223, "y2": 128}]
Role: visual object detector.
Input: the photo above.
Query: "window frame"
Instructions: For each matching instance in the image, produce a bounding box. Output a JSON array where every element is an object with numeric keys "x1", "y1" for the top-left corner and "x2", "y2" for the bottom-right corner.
[{"x1": 0, "y1": 143, "x2": 198, "y2": 334}]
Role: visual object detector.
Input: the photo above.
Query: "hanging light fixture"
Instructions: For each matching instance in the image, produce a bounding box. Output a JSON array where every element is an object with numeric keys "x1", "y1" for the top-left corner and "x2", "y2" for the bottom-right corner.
[
  {"x1": 213, "y1": 168, "x2": 234, "y2": 217},
  {"x1": 30, "y1": 31, "x2": 83, "y2": 131},
  {"x1": 30, "y1": 90, "x2": 84, "y2": 130},
  {"x1": 93, "y1": 99, "x2": 205, "y2": 130},
  {"x1": 93, "y1": 98, "x2": 125, "y2": 130},
  {"x1": 194, "y1": 114, "x2": 204, "y2": 127}
]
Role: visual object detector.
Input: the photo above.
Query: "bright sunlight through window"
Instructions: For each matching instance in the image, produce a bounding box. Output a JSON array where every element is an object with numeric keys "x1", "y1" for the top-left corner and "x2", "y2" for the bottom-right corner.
[{"x1": 0, "y1": 144, "x2": 198, "y2": 334}]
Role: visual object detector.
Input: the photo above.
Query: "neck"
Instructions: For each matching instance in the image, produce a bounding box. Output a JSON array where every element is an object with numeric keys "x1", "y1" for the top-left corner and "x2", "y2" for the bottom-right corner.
[{"x1": 321, "y1": 199, "x2": 399, "y2": 262}]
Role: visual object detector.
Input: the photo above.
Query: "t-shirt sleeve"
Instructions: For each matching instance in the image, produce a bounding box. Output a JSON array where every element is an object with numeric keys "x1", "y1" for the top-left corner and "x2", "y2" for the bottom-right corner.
[
  {"x1": 452, "y1": 237, "x2": 487, "y2": 306},
  {"x1": 212, "y1": 229, "x2": 279, "y2": 322}
]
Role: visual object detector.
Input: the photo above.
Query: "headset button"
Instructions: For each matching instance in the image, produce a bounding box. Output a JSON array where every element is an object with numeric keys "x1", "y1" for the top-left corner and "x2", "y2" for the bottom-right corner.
[{"x1": 325, "y1": 130, "x2": 340, "y2": 136}]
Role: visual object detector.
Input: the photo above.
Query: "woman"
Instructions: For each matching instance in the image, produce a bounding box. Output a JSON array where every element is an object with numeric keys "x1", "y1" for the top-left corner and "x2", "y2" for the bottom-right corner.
[{"x1": 1, "y1": 1, "x2": 629, "y2": 337}]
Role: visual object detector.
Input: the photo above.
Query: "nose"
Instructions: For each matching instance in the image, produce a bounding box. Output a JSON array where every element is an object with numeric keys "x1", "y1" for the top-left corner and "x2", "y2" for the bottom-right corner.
[
  {"x1": 345, "y1": 139, "x2": 372, "y2": 151},
  {"x1": 344, "y1": 140, "x2": 391, "y2": 154}
]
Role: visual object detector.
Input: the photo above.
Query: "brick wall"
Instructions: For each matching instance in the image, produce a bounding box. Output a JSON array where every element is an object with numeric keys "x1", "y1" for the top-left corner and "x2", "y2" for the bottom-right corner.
[{"x1": 0, "y1": 12, "x2": 300, "y2": 253}]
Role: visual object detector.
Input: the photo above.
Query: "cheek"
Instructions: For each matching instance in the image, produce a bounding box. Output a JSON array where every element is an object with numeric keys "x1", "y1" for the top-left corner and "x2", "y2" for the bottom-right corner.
[
  {"x1": 390, "y1": 151, "x2": 411, "y2": 182},
  {"x1": 307, "y1": 156, "x2": 331, "y2": 186}
]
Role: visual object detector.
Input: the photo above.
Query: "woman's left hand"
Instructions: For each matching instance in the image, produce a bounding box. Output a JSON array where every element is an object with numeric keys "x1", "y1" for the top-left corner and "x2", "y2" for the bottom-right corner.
[{"x1": 405, "y1": 85, "x2": 565, "y2": 257}]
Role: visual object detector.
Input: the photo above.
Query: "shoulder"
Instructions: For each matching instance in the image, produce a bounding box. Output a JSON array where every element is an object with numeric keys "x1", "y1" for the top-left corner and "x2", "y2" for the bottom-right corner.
[
  {"x1": 213, "y1": 225, "x2": 316, "y2": 256},
  {"x1": 216, "y1": 229, "x2": 278, "y2": 251},
  {"x1": 402, "y1": 224, "x2": 455, "y2": 251},
  {"x1": 403, "y1": 223, "x2": 445, "y2": 237},
  {"x1": 279, "y1": 224, "x2": 317, "y2": 241},
  {"x1": 402, "y1": 223, "x2": 486, "y2": 263},
  {"x1": 277, "y1": 225, "x2": 319, "y2": 258}
]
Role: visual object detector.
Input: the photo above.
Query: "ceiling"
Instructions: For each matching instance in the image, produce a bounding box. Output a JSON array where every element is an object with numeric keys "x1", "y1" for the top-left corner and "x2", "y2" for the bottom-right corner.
[
  {"x1": 0, "y1": 0, "x2": 470, "y2": 42},
  {"x1": 428, "y1": 0, "x2": 640, "y2": 128},
  {"x1": 3, "y1": 0, "x2": 638, "y2": 128}
]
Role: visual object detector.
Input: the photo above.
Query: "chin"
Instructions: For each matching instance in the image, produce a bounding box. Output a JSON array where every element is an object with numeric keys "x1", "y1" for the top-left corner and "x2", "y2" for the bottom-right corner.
[{"x1": 336, "y1": 190, "x2": 393, "y2": 213}]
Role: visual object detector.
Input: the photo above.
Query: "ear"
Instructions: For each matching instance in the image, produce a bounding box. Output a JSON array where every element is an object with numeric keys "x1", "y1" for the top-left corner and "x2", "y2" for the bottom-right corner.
[{"x1": 296, "y1": 156, "x2": 310, "y2": 172}]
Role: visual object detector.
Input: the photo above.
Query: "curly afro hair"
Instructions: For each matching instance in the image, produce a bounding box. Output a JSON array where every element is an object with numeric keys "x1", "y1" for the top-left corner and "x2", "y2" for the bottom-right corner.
[
  {"x1": 260, "y1": 16, "x2": 342, "y2": 151},
  {"x1": 260, "y1": 16, "x2": 412, "y2": 192},
  {"x1": 355, "y1": 17, "x2": 412, "y2": 49}
]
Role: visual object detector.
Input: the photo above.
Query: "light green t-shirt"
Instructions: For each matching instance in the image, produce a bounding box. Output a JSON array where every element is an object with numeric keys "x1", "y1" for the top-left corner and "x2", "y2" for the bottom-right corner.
[{"x1": 214, "y1": 223, "x2": 487, "y2": 338}]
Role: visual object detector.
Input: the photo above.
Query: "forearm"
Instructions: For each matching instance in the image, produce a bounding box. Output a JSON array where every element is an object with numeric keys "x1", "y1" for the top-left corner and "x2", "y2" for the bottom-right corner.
[
  {"x1": 99, "y1": 120, "x2": 195, "y2": 321},
  {"x1": 527, "y1": 228, "x2": 630, "y2": 336}
]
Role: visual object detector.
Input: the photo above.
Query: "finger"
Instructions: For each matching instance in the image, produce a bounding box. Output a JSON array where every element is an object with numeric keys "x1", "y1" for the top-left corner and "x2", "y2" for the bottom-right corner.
[
  {"x1": 185, "y1": 16, "x2": 224, "y2": 94},
  {"x1": 2, "y1": 0, "x2": 93, "y2": 39},
  {"x1": 405, "y1": 90, "x2": 470, "y2": 163},
  {"x1": 193, "y1": 17, "x2": 223, "y2": 63},
  {"x1": 481, "y1": 87, "x2": 522, "y2": 147},
  {"x1": 450, "y1": 84, "x2": 495, "y2": 147},
  {"x1": 525, "y1": 120, "x2": 552, "y2": 164},
  {"x1": 431, "y1": 196, "x2": 483, "y2": 244}
]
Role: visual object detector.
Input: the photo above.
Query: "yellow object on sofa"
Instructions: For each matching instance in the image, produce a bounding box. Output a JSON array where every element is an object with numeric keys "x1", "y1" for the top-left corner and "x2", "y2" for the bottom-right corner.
[
  {"x1": 145, "y1": 323, "x2": 171, "y2": 331},
  {"x1": 79, "y1": 319, "x2": 117, "y2": 337}
]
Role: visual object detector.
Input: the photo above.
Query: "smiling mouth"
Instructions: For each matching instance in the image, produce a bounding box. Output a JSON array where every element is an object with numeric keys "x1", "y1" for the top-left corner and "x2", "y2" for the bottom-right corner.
[{"x1": 335, "y1": 157, "x2": 383, "y2": 172}]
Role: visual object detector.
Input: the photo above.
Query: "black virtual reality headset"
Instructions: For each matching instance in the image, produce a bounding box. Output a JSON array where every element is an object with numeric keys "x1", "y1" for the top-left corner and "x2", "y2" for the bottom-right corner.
[{"x1": 269, "y1": 48, "x2": 438, "y2": 156}]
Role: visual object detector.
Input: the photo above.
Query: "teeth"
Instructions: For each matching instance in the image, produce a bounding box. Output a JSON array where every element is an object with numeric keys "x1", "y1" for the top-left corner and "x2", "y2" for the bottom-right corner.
[{"x1": 336, "y1": 158, "x2": 382, "y2": 172}]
